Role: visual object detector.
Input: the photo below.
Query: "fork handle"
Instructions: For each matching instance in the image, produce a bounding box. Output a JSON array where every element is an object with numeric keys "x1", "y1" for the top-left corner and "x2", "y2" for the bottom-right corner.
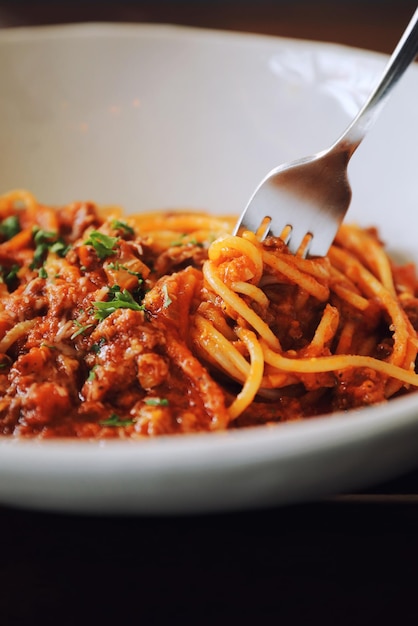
[{"x1": 335, "y1": 6, "x2": 418, "y2": 154}]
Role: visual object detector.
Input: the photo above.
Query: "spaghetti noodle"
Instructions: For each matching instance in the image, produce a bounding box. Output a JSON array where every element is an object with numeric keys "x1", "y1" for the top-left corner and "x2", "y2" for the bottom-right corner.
[{"x1": 0, "y1": 189, "x2": 417, "y2": 438}]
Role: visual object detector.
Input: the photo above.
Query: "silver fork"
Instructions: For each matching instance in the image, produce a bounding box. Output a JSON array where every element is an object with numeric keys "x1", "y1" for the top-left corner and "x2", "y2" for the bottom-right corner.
[{"x1": 233, "y1": 7, "x2": 418, "y2": 257}]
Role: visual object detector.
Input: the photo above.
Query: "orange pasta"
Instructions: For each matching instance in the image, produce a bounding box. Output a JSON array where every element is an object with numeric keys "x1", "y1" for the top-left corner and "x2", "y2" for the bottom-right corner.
[{"x1": 0, "y1": 189, "x2": 417, "y2": 438}]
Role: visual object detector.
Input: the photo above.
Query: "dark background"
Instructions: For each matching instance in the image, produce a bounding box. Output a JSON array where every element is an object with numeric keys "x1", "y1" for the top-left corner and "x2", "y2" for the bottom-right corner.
[
  {"x1": 0, "y1": 0, "x2": 417, "y2": 54},
  {"x1": 1, "y1": 2, "x2": 418, "y2": 625}
]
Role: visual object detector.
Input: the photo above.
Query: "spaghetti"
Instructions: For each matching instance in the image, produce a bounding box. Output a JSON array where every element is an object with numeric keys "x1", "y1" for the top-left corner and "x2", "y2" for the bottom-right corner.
[{"x1": 0, "y1": 189, "x2": 417, "y2": 438}]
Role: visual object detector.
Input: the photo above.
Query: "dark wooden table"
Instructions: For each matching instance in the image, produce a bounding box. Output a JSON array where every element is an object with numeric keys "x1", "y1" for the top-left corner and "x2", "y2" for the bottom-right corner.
[
  {"x1": 0, "y1": 0, "x2": 417, "y2": 55},
  {"x1": 1, "y1": 2, "x2": 418, "y2": 624}
]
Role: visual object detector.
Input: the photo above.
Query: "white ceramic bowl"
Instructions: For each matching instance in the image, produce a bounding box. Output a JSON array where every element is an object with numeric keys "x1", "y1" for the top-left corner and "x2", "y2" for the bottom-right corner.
[{"x1": 0, "y1": 23, "x2": 418, "y2": 514}]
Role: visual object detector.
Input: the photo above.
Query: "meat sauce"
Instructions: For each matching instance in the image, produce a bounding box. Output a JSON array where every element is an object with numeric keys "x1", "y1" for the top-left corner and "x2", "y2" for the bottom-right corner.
[
  {"x1": 1, "y1": 198, "x2": 417, "y2": 438},
  {"x1": 0, "y1": 201, "x2": 230, "y2": 437}
]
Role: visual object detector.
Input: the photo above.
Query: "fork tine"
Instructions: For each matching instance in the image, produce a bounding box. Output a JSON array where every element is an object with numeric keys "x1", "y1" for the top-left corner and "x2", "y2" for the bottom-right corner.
[
  {"x1": 233, "y1": 207, "x2": 270, "y2": 239},
  {"x1": 234, "y1": 153, "x2": 351, "y2": 257},
  {"x1": 233, "y1": 178, "x2": 283, "y2": 238},
  {"x1": 234, "y1": 175, "x2": 316, "y2": 254}
]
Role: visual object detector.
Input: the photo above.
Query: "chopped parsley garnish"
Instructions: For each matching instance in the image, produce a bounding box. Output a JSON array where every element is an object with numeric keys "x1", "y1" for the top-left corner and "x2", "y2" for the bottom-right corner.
[
  {"x1": 70, "y1": 320, "x2": 95, "y2": 340},
  {"x1": 30, "y1": 228, "x2": 56, "y2": 268},
  {"x1": 90, "y1": 337, "x2": 107, "y2": 354},
  {"x1": 170, "y1": 234, "x2": 203, "y2": 248},
  {"x1": 30, "y1": 227, "x2": 70, "y2": 270},
  {"x1": 94, "y1": 285, "x2": 144, "y2": 320},
  {"x1": 83, "y1": 231, "x2": 119, "y2": 260},
  {"x1": 39, "y1": 342, "x2": 57, "y2": 350},
  {"x1": 99, "y1": 413, "x2": 134, "y2": 427},
  {"x1": 170, "y1": 233, "x2": 187, "y2": 246},
  {"x1": 0, "y1": 215, "x2": 20, "y2": 240},
  {"x1": 50, "y1": 240, "x2": 71, "y2": 256},
  {"x1": 0, "y1": 264, "x2": 20, "y2": 288},
  {"x1": 107, "y1": 261, "x2": 143, "y2": 281},
  {"x1": 87, "y1": 366, "x2": 97, "y2": 381},
  {"x1": 144, "y1": 397, "x2": 169, "y2": 407},
  {"x1": 110, "y1": 219, "x2": 134, "y2": 235}
]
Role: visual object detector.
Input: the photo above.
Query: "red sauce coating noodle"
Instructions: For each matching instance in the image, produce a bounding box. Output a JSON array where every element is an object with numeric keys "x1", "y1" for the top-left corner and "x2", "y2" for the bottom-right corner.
[{"x1": 0, "y1": 190, "x2": 417, "y2": 438}]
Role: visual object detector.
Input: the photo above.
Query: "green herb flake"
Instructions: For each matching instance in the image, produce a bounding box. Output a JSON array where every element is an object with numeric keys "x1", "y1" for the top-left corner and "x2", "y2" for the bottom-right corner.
[
  {"x1": 170, "y1": 234, "x2": 203, "y2": 248},
  {"x1": 186, "y1": 237, "x2": 204, "y2": 247},
  {"x1": 87, "y1": 366, "x2": 97, "y2": 382},
  {"x1": 94, "y1": 285, "x2": 144, "y2": 320},
  {"x1": 90, "y1": 337, "x2": 107, "y2": 354},
  {"x1": 40, "y1": 342, "x2": 57, "y2": 350},
  {"x1": 30, "y1": 228, "x2": 56, "y2": 268},
  {"x1": 50, "y1": 240, "x2": 71, "y2": 257},
  {"x1": 83, "y1": 231, "x2": 119, "y2": 260},
  {"x1": 110, "y1": 219, "x2": 134, "y2": 235},
  {"x1": 0, "y1": 215, "x2": 20, "y2": 240},
  {"x1": 70, "y1": 321, "x2": 95, "y2": 340},
  {"x1": 30, "y1": 227, "x2": 70, "y2": 269},
  {"x1": 0, "y1": 264, "x2": 20, "y2": 288},
  {"x1": 99, "y1": 413, "x2": 134, "y2": 427},
  {"x1": 107, "y1": 261, "x2": 143, "y2": 281},
  {"x1": 33, "y1": 227, "x2": 57, "y2": 247},
  {"x1": 144, "y1": 397, "x2": 169, "y2": 407},
  {"x1": 170, "y1": 233, "x2": 187, "y2": 247}
]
